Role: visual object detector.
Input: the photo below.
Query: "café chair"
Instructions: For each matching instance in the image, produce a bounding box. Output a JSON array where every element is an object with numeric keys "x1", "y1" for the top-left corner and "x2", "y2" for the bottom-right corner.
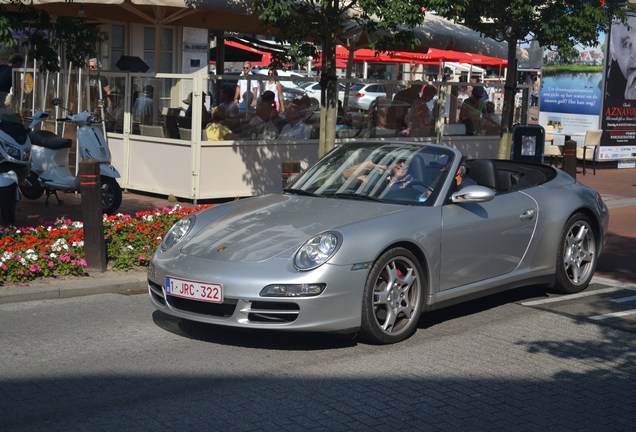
[
  {"x1": 576, "y1": 129, "x2": 602, "y2": 175},
  {"x1": 543, "y1": 124, "x2": 555, "y2": 145},
  {"x1": 140, "y1": 124, "x2": 165, "y2": 138},
  {"x1": 442, "y1": 123, "x2": 466, "y2": 136},
  {"x1": 543, "y1": 143, "x2": 563, "y2": 167}
]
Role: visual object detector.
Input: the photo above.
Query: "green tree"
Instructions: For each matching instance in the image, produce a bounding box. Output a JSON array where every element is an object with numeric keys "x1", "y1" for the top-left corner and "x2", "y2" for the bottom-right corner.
[
  {"x1": 0, "y1": 1, "x2": 107, "y2": 72},
  {"x1": 253, "y1": 0, "x2": 428, "y2": 157},
  {"x1": 422, "y1": 0, "x2": 631, "y2": 158}
]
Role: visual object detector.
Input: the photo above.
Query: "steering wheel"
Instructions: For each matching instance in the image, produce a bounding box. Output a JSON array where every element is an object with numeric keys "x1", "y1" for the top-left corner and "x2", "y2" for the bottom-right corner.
[
  {"x1": 406, "y1": 180, "x2": 434, "y2": 196},
  {"x1": 385, "y1": 180, "x2": 434, "y2": 201}
]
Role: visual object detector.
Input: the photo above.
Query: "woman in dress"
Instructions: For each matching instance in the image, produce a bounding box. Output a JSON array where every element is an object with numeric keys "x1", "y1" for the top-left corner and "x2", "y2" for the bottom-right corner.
[{"x1": 264, "y1": 68, "x2": 285, "y2": 113}]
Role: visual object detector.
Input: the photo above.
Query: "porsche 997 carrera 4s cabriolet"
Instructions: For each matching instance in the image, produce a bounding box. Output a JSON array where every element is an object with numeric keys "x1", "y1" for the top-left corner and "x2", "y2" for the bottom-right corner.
[{"x1": 148, "y1": 141, "x2": 608, "y2": 344}]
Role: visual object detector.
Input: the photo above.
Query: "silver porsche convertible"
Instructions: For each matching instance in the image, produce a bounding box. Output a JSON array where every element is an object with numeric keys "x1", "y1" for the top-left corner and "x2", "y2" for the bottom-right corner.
[{"x1": 148, "y1": 141, "x2": 609, "y2": 344}]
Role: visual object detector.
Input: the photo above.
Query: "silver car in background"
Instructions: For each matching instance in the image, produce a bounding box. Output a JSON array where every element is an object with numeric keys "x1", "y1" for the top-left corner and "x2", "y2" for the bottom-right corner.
[
  {"x1": 148, "y1": 141, "x2": 608, "y2": 344},
  {"x1": 349, "y1": 83, "x2": 405, "y2": 111}
]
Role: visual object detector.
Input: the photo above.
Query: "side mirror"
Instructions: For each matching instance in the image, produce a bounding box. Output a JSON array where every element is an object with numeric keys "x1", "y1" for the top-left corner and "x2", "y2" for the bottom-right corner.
[{"x1": 451, "y1": 185, "x2": 496, "y2": 203}]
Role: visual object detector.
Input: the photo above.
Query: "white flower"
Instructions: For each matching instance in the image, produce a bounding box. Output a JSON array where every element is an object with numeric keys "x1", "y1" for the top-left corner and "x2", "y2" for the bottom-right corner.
[
  {"x1": 52, "y1": 238, "x2": 69, "y2": 252},
  {"x1": 127, "y1": 245, "x2": 133, "y2": 250}
]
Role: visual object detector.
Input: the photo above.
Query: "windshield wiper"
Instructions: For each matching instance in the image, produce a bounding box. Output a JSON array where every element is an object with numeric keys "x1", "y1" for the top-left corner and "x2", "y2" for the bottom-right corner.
[
  {"x1": 327, "y1": 192, "x2": 384, "y2": 202},
  {"x1": 283, "y1": 188, "x2": 320, "y2": 197}
]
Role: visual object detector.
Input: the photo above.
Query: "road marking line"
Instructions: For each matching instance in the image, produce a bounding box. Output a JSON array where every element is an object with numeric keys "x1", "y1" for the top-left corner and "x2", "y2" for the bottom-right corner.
[
  {"x1": 521, "y1": 286, "x2": 636, "y2": 306},
  {"x1": 589, "y1": 309, "x2": 636, "y2": 320},
  {"x1": 591, "y1": 276, "x2": 635, "y2": 288},
  {"x1": 612, "y1": 295, "x2": 636, "y2": 303}
]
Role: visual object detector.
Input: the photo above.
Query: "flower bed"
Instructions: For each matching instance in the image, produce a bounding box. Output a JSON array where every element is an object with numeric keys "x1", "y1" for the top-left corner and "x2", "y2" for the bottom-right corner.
[{"x1": 0, "y1": 204, "x2": 211, "y2": 284}]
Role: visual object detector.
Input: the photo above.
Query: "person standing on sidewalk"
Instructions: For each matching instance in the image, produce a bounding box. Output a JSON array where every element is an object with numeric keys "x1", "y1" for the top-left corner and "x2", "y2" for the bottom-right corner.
[{"x1": 234, "y1": 62, "x2": 259, "y2": 113}]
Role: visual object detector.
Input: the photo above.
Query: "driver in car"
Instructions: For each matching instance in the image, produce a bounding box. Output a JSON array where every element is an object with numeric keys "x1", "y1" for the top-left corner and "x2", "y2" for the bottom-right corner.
[{"x1": 386, "y1": 159, "x2": 413, "y2": 189}]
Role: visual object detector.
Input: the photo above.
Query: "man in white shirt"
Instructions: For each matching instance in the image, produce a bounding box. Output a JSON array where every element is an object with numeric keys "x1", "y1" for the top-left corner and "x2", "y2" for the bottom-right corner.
[
  {"x1": 234, "y1": 62, "x2": 259, "y2": 113},
  {"x1": 279, "y1": 103, "x2": 312, "y2": 139}
]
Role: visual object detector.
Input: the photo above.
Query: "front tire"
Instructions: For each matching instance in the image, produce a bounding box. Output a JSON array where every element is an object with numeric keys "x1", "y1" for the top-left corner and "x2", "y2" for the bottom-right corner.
[
  {"x1": 19, "y1": 172, "x2": 45, "y2": 200},
  {"x1": 360, "y1": 247, "x2": 424, "y2": 344},
  {"x1": 552, "y1": 213, "x2": 598, "y2": 294},
  {"x1": 101, "y1": 176, "x2": 122, "y2": 215}
]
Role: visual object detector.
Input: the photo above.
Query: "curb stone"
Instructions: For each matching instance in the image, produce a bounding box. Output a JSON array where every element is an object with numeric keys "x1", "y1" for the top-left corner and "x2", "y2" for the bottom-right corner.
[{"x1": 0, "y1": 271, "x2": 147, "y2": 304}]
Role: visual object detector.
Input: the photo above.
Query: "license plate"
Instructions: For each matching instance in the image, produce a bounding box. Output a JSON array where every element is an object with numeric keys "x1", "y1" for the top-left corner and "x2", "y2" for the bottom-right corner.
[{"x1": 165, "y1": 276, "x2": 223, "y2": 303}]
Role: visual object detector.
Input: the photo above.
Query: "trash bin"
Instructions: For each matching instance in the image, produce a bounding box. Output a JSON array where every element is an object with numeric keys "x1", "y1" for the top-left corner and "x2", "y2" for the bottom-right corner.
[{"x1": 511, "y1": 124, "x2": 545, "y2": 164}]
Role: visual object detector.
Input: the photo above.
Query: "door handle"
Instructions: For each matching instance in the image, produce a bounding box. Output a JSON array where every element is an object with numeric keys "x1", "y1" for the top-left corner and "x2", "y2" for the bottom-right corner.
[{"x1": 519, "y1": 209, "x2": 536, "y2": 221}]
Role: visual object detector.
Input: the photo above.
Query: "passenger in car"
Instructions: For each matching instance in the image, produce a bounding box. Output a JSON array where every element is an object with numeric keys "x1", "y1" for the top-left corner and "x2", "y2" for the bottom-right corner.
[{"x1": 455, "y1": 165, "x2": 477, "y2": 190}]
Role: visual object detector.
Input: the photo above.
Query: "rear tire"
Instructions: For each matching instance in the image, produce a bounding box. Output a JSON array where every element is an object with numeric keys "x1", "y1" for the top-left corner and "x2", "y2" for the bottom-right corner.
[
  {"x1": 19, "y1": 172, "x2": 45, "y2": 200},
  {"x1": 101, "y1": 176, "x2": 122, "y2": 215},
  {"x1": 0, "y1": 184, "x2": 17, "y2": 226},
  {"x1": 360, "y1": 247, "x2": 424, "y2": 344},
  {"x1": 552, "y1": 213, "x2": 598, "y2": 294}
]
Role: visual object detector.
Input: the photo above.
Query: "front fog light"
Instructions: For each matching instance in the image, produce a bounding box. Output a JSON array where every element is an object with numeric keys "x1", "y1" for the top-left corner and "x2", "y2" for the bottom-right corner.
[{"x1": 260, "y1": 283, "x2": 326, "y2": 297}]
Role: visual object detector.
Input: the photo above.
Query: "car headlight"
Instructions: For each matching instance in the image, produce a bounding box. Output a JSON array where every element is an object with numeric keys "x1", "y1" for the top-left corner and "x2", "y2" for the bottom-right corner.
[
  {"x1": 294, "y1": 232, "x2": 339, "y2": 271},
  {"x1": 160, "y1": 216, "x2": 194, "y2": 251}
]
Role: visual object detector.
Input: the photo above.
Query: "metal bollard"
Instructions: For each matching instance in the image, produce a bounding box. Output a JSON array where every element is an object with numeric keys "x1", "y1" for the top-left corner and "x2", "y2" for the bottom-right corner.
[
  {"x1": 562, "y1": 136, "x2": 577, "y2": 179},
  {"x1": 79, "y1": 159, "x2": 107, "y2": 272}
]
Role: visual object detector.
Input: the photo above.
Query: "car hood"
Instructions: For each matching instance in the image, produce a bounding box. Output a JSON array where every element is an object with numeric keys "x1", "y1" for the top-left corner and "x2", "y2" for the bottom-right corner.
[{"x1": 180, "y1": 194, "x2": 403, "y2": 263}]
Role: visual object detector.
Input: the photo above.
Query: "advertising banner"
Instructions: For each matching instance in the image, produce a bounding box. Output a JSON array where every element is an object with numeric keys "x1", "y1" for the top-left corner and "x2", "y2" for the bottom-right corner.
[
  {"x1": 538, "y1": 37, "x2": 604, "y2": 147},
  {"x1": 601, "y1": 14, "x2": 636, "y2": 161}
]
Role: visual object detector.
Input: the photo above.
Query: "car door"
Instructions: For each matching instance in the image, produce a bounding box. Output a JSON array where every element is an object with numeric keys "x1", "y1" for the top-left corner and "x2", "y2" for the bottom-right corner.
[{"x1": 439, "y1": 191, "x2": 538, "y2": 290}]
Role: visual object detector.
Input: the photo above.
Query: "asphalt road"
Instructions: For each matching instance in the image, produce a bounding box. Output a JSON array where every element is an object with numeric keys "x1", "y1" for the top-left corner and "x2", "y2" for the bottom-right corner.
[{"x1": 1, "y1": 281, "x2": 634, "y2": 432}]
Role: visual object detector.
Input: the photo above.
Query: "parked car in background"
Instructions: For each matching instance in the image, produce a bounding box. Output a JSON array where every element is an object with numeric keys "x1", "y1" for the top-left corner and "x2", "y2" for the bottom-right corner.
[
  {"x1": 349, "y1": 83, "x2": 405, "y2": 111},
  {"x1": 253, "y1": 69, "x2": 306, "y2": 88},
  {"x1": 280, "y1": 86, "x2": 317, "y2": 109},
  {"x1": 148, "y1": 140, "x2": 608, "y2": 345},
  {"x1": 297, "y1": 82, "x2": 347, "y2": 106}
]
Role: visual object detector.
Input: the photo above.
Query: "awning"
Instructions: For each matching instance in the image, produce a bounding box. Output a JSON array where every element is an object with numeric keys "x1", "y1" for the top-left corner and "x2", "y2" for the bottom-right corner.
[
  {"x1": 409, "y1": 13, "x2": 508, "y2": 59},
  {"x1": 9, "y1": 0, "x2": 267, "y2": 34},
  {"x1": 334, "y1": 46, "x2": 506, "y2": 66},
  {"x1": 210, "y1": 41, "x2": 264, "y2": 63},
  {"x1": 444, "y1": 62, "x2": 486, "y2": 75},
  {"x1": 6, "y1": 2, "x2": 518, "y2": 68}
]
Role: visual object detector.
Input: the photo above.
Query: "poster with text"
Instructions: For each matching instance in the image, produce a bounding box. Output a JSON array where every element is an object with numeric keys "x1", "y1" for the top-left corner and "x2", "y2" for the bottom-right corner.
[
  {"x1": 538, "y1": 33, "x2": 604, "y2": 147},
  {"x1": 601, "y1": 14, "x2": 636, "y2": 160}
]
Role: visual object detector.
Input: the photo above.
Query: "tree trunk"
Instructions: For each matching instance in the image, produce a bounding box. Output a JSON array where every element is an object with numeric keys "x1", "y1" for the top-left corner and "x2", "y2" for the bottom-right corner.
[
  {"x1": 497, "y1": 38, "x2": 519, "y2": 159},
  {"x1": 318, "y1": 1, "x2": 338, "y2": 158}
]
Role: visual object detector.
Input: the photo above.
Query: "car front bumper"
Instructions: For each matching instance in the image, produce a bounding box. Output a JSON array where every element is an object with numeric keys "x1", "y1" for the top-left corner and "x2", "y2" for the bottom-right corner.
[{"x1": 148, "y1": 253, "x2": 370, "y2": 333}]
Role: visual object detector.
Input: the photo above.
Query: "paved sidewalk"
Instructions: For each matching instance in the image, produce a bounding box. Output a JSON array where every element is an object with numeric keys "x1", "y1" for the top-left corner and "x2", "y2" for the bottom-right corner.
[{"x1": 1, "y1": 166, "x2": 635, "y2": 304}]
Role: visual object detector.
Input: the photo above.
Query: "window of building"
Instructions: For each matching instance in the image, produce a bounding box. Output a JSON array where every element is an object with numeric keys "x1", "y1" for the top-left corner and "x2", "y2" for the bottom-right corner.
[
  {"x1": 110, "y1": 25, "x2": 125, "y2": 71},
  {"x1": 143, "y1": 27, "x2": 174, "y2": 73}
]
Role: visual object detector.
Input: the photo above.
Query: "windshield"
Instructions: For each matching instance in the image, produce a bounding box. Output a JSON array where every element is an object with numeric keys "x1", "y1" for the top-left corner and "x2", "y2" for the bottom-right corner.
[{"x1": 287, "y1": 142, "x2": 455, "y2": 205}]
